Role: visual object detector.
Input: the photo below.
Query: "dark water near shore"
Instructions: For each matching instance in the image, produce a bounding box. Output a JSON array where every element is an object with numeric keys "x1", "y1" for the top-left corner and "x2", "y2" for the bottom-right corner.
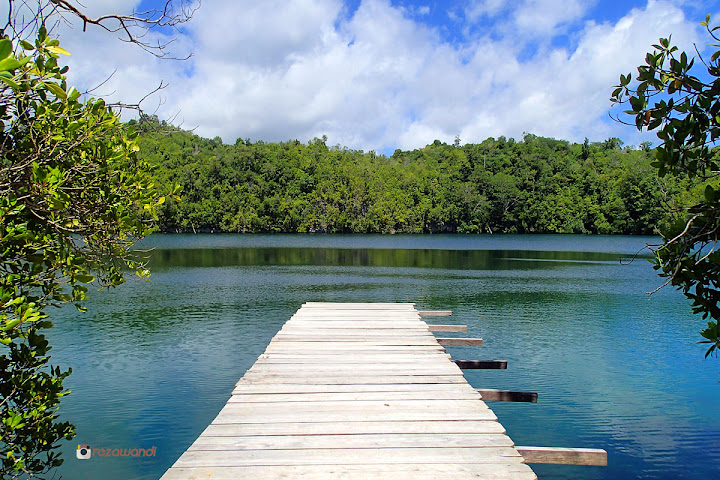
[{"x1": 48, "y1": 234, "x2": 720, "y2": 479}]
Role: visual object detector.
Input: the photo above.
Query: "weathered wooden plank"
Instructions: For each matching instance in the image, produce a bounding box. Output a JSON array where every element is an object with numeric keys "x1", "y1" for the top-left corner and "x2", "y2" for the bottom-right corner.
[
  {"x1": 437, "y1": 337, "x2": 484, "y2": 346},
  {"x1": 215, "y1": 402, "x2": 493, "y2": 418},
  {"x1": 211, "y1": 408, "x2": 497, "y2": 423},
  {"x1": 427, "y1": 324, "x2": 467, "y2": 332},
  {"x1": 290, "y1": 316, "x2": 420, "y2": 323},
  {"x1": 263, "y1": 347, "x2": 447, "y2": 354},
  {"x1": 245, "y1": 371, "x2": 465, "y2": 380},
  {"x1": 284, "y1": 321, "x2": 425, "y2": 328},
  {"x1": 172, "y1": 447, "x2": 523, "y2": 467},
  {"x1": 254, "y1": 360, "x2": 453, "y2": 367},
  {"x1": 302, "y1": 303, "x2": 416, "y2": 309},
  {"x1": 232, "y1": 382, "x2": 480, "y2": 395},
  {"x1": 418, "y1": 310, "x2": 453, "y2": 317},
  {"x1": 247, "y1": 364, "x2": 463, "y2": 375},
  {"x1": 219, "y1": 399, "x2": 491, "y2": 412},
  {"x1": 188, "y1": 433, "x2": 515, "y2": 450},
  {"x1": 256, "y1": 354, "x2": 453, "y2": 363},
  {"x1": 273, "y1": 328, "x2": 435, "y2": 345},
  {"x1": 279, "y1": 328, "x2": 433, "y2": 335},
  {"x1": 516, "y1": 446, "x2": 607, "y2": 466},
  {"x1": 228, "y1": 391, "x2": 483, "y2": 402},
  {"x1": 238, "y1": 374, "x2": 468, "y2": 385},
  {"x1": 271, "y1": 336, "x2": 438, "y2": 344},
  {"x1": 200, "y1": 420, "x2": 508, "y2": 436},
  {"x1": 161, "y1": 463, "x2": 538, "y2": 480},
  {"x1": 477, "y1": 389, "x2": 538, "y2": 403},
  {"x1": 268, "y1": 336, "x2": 441, "y2": 351},
  {"x1": 455, "y1": 360, "x2": 508, "y2": 369},
  {"x1": 246, "y1": 364, "x2": 462, "y2": 373}
]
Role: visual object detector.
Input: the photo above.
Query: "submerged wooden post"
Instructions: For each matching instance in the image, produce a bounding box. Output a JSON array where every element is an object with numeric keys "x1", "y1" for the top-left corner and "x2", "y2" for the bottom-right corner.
[
  {"x1": 476, "y1": 389, "x2": 538, "y2": 403},
  {"x1": 454, "y1": 360, "x2": 507, "y2": 369}
]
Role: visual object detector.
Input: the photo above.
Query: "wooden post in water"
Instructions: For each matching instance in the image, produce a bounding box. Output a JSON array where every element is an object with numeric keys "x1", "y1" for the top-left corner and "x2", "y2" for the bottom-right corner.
[
  {"x1": 427, "y1": 325, "x2": 467, "y2": 332},
  {"x1": 437, "y1": 338, "x2": 484, "y2": 346},
  {"x1": 516, "y1": 446, "x2": 607, "y2": 466},
  {"x1": 476, "y1": 389, "x2": 538, "y2": 402},
  {"x1": 454, "y1": 360, "x2": 507, "y2": 369}
]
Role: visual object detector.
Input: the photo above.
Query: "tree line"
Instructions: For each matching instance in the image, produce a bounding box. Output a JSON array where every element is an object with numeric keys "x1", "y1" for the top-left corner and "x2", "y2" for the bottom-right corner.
[{"x1": 135, "y1": 118, "x2": 699, "y2": 235}]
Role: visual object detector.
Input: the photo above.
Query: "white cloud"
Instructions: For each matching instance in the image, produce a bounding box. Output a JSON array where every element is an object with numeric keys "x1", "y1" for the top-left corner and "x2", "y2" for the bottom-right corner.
[
  {"x1": 465, "y1": 0, "x2": 506, "y2": 22},
  {"x1": 453, "y1": 0, "x2": 698, "y2": 145},
  {"x1": 3, "y1": 0, "x2": 708, "y2": 151},
  {"x1": 513, "y1": 0, "x2": 594, "y2": 35}
]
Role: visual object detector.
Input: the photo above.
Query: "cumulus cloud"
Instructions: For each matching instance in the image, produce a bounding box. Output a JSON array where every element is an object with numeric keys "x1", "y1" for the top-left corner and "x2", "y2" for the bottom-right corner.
[
  {"x1": 465, "y1": 0, "x2": 506, "y2": 22},
  {"x1": 513, "y1": 0, "x2": 595, "y2": 35},
  {"x1": 453, "y1": 0, "x2": 699, "y2": 145},
  {"x1": 10, "y1": 0, "x2": 709, "y2": 151}
]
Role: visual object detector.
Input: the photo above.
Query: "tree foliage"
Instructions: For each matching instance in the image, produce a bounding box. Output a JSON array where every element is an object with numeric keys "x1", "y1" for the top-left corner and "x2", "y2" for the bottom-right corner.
[
  {"x1": 0, "y1": 30, "x2": 165, "y2": 477},
  {"x1": 136, "y1": 118, "x2": 698, "y2": 237},
  {"x1": 611, "y1": 15, "x2": 720, "y2": 358},
  {"x1": 0, "y1": 1, "x2": 192, "y2": 474}
]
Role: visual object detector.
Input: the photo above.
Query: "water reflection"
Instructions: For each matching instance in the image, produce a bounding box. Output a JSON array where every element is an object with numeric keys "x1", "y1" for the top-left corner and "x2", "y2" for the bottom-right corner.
[{"x1": 148, "y1": 246, "x2": 641, "y2": 269}]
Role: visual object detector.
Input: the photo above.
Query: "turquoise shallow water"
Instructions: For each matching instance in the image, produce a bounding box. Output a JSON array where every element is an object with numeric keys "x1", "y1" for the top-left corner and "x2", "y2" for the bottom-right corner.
[{"x1": 47, "y1": 234, "x2": 720, "y2": 479}]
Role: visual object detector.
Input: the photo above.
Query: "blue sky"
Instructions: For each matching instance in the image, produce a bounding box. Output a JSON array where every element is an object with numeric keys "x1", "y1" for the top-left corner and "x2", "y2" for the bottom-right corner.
[{"x1": 32, "y1": 0, "x2": 720, "y2": 151}]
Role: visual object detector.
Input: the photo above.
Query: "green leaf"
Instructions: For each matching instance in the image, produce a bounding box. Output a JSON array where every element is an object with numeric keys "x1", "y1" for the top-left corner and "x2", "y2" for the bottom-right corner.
[
  {"x1": 74, "y1": 274, "x2": 95, "y2": 284},
  {"x1": 0, "y1": 57, "x2": 21, "y2": 71},
  {"x1": 705, "y1": 185, "x2": 716, "y2": 202},
  {"x1": 0, "y1": 75, "x2": 20, "y2": 90},
  {"x1": 44, "y1": 82, "x2": 67, "y2": 99},
  {"x1": 1, "y1": 318, "x2": 21, "y2": 331},
  {"x1": 46, "y1": 45, "x2": 70, "y2": 56},
  {"x1": 67, "y1": 86, "x2": 80, "y2": 102},
  {"x1": 0, "y1": 39, "x2": 12, "y2": 60}
]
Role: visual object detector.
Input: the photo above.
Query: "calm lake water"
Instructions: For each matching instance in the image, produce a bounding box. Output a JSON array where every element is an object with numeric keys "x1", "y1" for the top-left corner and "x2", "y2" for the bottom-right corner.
[{"x1": 48, "y1": 234, "x2": 720, "y2": 479}]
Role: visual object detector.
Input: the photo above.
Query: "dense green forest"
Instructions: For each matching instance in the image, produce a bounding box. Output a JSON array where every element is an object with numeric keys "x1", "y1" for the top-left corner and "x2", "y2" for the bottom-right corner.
[{"x1": 134, "y1": 117, "x2": 700, "y2": 235}]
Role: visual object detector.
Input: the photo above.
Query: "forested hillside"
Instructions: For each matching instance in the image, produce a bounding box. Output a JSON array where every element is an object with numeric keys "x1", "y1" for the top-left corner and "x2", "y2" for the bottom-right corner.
[{"x1": 134, "y1": 118, "x2": 699, "y2": 234}]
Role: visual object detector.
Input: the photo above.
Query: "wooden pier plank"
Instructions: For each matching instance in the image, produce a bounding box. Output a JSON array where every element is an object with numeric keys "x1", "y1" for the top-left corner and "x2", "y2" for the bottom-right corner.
[
  {"x1": 211, "y1": 408, "x2": 498, "y2": 423},
  {"x1": 161, "y1": 464, "x2": 538, "y2": 480},
  {"x1": 227, "y1": 391, "x2": 484, "y2": 402},
  {"x1": 237, "y1": 375, "x2": 470, "y2": 385},
  {"x1": 231, "y1": 382, "x2": 480, "y2": 395},
  {"x1": 171, "y1": 447, "x2": 524, "y2": 467},
  {"x1": 200, "y1": 420, "x2": 509, "y2": 436},
  {"x1": 187, "y1": 433, "x2": 515, "y2": 450}
]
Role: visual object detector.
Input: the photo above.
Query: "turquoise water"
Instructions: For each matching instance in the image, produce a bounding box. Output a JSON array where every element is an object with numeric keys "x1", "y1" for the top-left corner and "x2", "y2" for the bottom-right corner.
[{"x1": 47, "y1": 234, "x2": 720, "y2": 479}]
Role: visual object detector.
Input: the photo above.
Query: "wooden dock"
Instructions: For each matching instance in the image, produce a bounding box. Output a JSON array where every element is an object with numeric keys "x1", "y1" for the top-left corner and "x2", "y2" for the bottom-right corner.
[{"x1": 161, "y1": 302, "x2": 538, "y2": 479}]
